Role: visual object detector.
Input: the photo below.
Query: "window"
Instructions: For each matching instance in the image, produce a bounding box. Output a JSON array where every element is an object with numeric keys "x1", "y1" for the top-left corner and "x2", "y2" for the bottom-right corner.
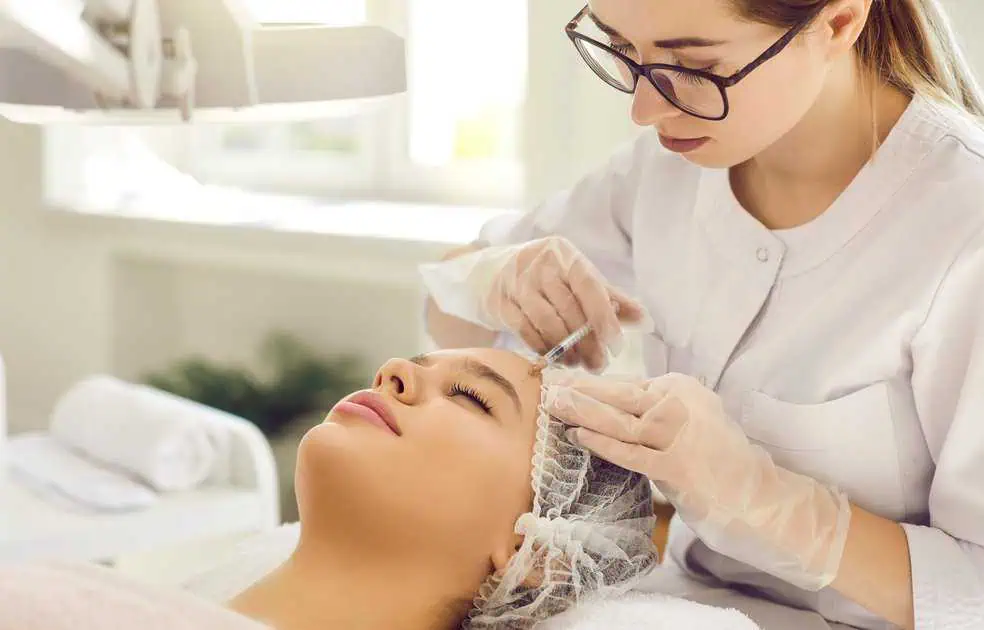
[{"x1": 184, "y1": 0, "x2": 528, "y2": 207}]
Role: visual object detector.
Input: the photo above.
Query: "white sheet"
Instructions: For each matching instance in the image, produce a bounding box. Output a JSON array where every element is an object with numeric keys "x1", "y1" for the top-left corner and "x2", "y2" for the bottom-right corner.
[
  {"x1": 181, "y1": 522, "x2": 301, "y2": 603},
  {"x1": 632, "y1": 565, "x2": 848, "y2": 630},
  {"x1": 178, "y1": 523, "x2": 847, "y2": 628},
  {"x1": 540, "y1": 591, "x2": 759, "y2": 629}
]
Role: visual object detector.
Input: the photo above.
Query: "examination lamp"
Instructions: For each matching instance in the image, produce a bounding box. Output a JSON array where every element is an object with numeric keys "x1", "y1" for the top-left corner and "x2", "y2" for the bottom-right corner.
[{"x1": 0, "y1": 0, "x2": 406, "y2": 124}]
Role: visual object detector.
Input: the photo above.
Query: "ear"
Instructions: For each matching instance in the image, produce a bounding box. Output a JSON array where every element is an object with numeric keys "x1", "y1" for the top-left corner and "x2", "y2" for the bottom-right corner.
[
  {"x1": 820, "y1": 0, "x2": 871, "y2": 58},
  {"x1": 490, "y1": 533, "x2": 525, "y2": 578},
  {"x1": 491, "y1": 534, "x2": 551, "y2": 589}
]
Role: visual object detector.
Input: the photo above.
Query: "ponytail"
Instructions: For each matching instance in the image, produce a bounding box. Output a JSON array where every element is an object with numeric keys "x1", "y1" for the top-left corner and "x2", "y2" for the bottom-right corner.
[{"x1": 856, "y1": 0, "x2": 984, "y2": 116}]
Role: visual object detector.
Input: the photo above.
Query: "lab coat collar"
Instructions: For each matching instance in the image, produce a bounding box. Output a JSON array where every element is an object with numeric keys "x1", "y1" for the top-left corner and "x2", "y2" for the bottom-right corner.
[{"x1": 695, "y1": 93, "x2": 946, "y2": 278}]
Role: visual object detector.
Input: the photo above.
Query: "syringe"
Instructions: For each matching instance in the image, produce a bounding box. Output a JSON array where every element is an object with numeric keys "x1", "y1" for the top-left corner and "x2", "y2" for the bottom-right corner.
[
  {"x1": 542, "y1": 324, "x2": 593, "y2": 365},
  {"x1": 530, "y1": 302, "x2": 625, "y2": 374},
  {"x1": 530, "y1": 323, "x2": 594, "y2": 375}
]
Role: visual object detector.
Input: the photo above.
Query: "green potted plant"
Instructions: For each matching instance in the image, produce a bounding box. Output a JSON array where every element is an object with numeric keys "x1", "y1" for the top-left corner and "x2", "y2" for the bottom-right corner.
[
  {"x1": 144, "y1": 331, "x2": 368, "y2": 521},
  {"x1": 144, "y1": 331, "x2": 367, "y2": 438}
]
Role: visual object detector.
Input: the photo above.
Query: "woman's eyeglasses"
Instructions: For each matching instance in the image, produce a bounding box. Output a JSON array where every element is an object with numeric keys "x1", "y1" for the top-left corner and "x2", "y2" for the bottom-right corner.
[{"x1": 565, "y1": 5, "x2": 819, "y2": 121}]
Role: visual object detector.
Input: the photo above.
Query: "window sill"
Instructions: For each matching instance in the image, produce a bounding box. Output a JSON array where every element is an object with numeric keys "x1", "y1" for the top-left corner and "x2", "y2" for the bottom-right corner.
[
  {"x1": 42, "y1": 185, "x2": 519, "y2": 287},
  {"x1": 47, "y1": 183, "x2": 516, "y2": 246}
]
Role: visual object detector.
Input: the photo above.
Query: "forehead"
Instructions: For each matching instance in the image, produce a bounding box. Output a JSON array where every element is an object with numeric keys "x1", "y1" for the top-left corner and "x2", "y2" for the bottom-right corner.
[{"x1": 586, "y1": 0, "x2": 742, "y2": 39}]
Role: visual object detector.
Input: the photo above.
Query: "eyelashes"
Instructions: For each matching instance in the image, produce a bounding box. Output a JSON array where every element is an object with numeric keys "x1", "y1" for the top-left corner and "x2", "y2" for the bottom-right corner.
[
  {"x1": 612, "y1": 42, "x2": 633, "y2": 56},
  {"x1": 608, "y1": 41, "x2": 718, "y2": 75},
  {"x1": 449, "y1": 382, "x2": 493, "y2": 414}
]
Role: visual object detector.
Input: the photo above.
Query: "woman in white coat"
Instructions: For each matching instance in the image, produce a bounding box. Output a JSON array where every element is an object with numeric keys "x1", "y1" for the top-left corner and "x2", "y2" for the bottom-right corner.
[{"x1": 423, "y1": 1, "x2": 984, "y2": 628}]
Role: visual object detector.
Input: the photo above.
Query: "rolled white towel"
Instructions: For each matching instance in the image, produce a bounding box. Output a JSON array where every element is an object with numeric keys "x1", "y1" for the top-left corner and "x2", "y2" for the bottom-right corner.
[{"x1": 50, "y1": 375, "x2": 222, "y2": 492}]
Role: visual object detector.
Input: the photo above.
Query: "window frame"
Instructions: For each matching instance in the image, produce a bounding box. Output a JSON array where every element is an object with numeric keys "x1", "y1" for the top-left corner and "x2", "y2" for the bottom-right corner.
[{"x1": 179, "y1": 0, "x2": 526, "y2": 208}]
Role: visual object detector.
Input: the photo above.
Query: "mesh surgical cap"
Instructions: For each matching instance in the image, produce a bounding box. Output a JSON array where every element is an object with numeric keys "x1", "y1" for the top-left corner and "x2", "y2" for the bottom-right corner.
[{"x1": 464, "y1": 368, "x2": 660, "y2": 629}]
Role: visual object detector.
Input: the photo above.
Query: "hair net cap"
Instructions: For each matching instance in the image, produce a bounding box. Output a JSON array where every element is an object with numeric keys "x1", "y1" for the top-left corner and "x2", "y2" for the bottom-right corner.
[{"x1": 465, "y1": 368, "x2": 660, "y2": 629}]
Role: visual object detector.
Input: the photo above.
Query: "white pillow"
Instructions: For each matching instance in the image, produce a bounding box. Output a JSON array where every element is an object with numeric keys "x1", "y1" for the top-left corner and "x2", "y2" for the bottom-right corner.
[{"x1": 181, "y1": 522, "x2": 301, "y2": 602}]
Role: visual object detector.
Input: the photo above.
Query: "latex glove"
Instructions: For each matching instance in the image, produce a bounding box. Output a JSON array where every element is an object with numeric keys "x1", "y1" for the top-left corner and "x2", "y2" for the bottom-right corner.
[
  {"x1": 420, "y1": 236, "x2": 649, "y2": 371},
  {"x1": 543, "y1": 371, "x2": 852, "y2": 591}
]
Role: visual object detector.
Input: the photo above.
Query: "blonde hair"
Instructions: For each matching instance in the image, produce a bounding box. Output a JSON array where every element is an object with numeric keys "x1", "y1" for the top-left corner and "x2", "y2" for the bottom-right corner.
[{"x1": 738, "y1": 0, "x2": 984, "y2": 117}]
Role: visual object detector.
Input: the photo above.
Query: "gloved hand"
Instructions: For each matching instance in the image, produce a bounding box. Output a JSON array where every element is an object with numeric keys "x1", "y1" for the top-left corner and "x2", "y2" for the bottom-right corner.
[
  {"x1": 543, "y1": 371, "x2": 852, "y2": 592},
  {"x1": 420, "y1": 236, "x2": 648, "y2": 371}
]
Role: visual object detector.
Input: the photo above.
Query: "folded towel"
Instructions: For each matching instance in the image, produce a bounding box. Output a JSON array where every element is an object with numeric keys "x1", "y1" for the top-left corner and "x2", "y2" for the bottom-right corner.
[
  {"x1": 540, "y1": 592, "x2": 761, "y2": 630},
  {"x1": 7, "y1": 432, "x2": 158, "y2": 512},
  {"x1": 50, "y1": 376, "x2": 222, "y2": 492}
]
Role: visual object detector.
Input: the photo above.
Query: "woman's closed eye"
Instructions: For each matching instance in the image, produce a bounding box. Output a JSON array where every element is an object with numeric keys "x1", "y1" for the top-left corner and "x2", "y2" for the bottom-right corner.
[{"x1": 449, "y1": 383, "x2": 493, "y2": 415}]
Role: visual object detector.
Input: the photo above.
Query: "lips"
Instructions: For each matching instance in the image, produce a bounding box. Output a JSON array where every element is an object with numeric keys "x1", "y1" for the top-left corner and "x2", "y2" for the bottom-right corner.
[
  {"x1": 335, "y1": 391, "x2": 402, "y2": 436},
  {"x1": 658, "y1": 134, "x2": 709, "y2": 154}
]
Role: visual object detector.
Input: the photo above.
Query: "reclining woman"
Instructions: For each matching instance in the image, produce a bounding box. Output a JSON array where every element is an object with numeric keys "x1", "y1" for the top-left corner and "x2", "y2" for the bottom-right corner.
[{"x1": 0, "y1": 348, "x2": 660, "y2": 630}]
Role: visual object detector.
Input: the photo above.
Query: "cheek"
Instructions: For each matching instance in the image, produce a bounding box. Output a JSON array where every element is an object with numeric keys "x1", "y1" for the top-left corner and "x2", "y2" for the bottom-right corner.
[
  {"x1": 415, "y1": 421, "x2": 535, "y2": 525},
  {"x1": 699, "y1": 54, "x2": 827, "y2": 164}
]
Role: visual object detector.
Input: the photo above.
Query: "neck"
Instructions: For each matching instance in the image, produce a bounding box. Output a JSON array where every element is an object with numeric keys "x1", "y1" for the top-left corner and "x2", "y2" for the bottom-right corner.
[
  {"x1": 228, "y1": 532, "x2": 468, "y2": 630},
  {"x1": 732, "y1": 56, "x2": 911, "y2": 230}
]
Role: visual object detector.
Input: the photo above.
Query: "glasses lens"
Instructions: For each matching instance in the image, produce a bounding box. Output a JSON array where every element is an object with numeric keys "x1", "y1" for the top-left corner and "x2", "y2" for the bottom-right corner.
[
  {"x1": 573, "y1": 38, "x2": 635, "y2": 92},
  {"x1": 647, "y1": 68, "x2": 725, "y2": 119}
]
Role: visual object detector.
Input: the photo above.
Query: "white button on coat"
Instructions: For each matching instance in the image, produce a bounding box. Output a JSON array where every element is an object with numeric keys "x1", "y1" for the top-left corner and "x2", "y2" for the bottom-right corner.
[{"x1": 478, "y1": 94, "x2": 984, "y2": 629}]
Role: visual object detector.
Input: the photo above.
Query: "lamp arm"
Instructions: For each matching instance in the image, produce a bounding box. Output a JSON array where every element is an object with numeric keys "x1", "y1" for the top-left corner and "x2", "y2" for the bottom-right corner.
[{"x1": 0, "y1": 0, "x2": 198, "y2": 119}]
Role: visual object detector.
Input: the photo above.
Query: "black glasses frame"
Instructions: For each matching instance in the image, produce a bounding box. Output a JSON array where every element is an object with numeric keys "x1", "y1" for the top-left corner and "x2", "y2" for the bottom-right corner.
[{"x1": 565, "y1": 5, "x2": 819, "y2": 121}]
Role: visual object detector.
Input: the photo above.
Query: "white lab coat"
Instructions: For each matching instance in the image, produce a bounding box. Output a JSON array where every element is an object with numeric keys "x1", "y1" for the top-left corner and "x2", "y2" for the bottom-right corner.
[{"x1": 477, "y1": 93, "x2": 984, "y2": 629}]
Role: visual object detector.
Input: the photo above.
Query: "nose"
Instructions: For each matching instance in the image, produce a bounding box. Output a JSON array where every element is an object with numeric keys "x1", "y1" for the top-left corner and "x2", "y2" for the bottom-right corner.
[
  {"x1": 374, "y1": 358, "x2": 420, "y2": 405},
  {"x1": 631, "y1": 78, "x2": 682, "y2": 127}
]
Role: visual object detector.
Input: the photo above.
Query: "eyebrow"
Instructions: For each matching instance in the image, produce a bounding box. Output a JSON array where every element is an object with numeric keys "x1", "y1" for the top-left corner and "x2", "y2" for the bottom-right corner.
[
  {"x1": 588, "y1": 11, "x2": 727, "y2": 49},
  {"x1": 409, "y1": 354, "x2": 523, "y2": 415}
]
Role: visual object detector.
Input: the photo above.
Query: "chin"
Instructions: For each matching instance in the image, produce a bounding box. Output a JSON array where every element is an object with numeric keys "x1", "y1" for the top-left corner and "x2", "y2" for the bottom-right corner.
[
  {"x1": 292, "y1": 426, "x2": 477, "y2": 553},
  {"x1": 297, "y1": 420, "x2": 394, "y2": 470},
  {"x1": 678, "y1": 144, "x2": 744, "y2": 169},
  {"x1": 295, "y1": 422, "x2": 399, "y2": 508},
  {"x1": 293, "y1": 435, "x2": 400, "y2": 542}
]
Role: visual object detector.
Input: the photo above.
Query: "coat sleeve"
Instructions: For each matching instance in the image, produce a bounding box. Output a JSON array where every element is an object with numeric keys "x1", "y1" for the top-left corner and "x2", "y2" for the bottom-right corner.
[
  {"x1": 475, "y1": 132, "x2": 663, "y2": 352},
  {"x1": 906, "y1": 228, "x2": 984, "y2": 629},
  {"x1": 478, "y1": 131, "x2": 665, "y2": 294}
]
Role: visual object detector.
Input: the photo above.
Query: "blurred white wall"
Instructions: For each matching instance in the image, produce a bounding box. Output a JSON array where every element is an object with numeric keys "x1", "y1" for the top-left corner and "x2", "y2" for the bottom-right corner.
[
  {"x1": 0, "y1": 124, "x2": 115, "y2": 431},
  {"x1": 0, "y1": 0, "x2": 982, "y2": 432},
  {"x1": 0, "y1": 179, "x2": 446, "y2": 431},
  {"x1": 523, "y1": 0, "x2": 640, "y2": 204}
]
